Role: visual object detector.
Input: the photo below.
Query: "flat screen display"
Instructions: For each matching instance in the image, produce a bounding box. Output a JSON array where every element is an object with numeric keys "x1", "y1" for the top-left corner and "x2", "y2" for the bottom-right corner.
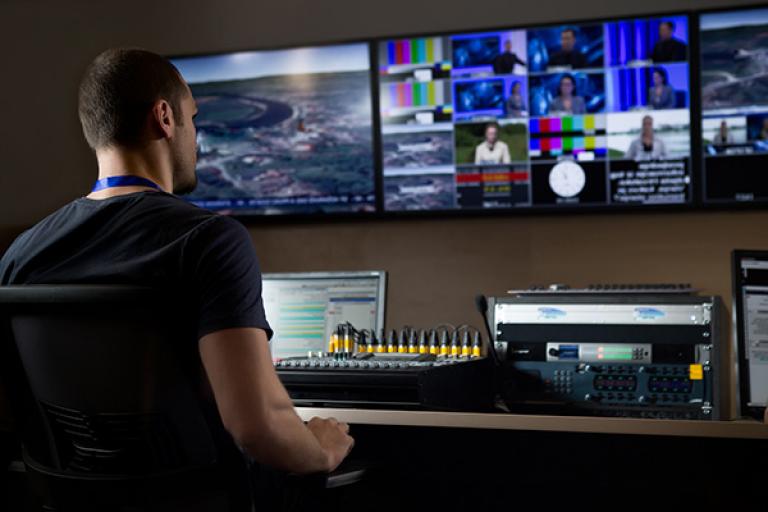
[
  {"x1": 378, "y1": 15, "x2": 692, "y2": 212},
  {"x1": 171, "y1": 44, "x2": 377, "y2": 215},
  {"x1": 262, "y1": 272, "x2": 386, "y2": 360},
  {"x1": 700, "y1": 7, "x2": 768, "y2": 203}
]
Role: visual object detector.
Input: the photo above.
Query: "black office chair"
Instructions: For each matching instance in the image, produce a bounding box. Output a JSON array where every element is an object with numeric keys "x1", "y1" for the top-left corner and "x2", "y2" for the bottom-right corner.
[{"x1": 0, "y1": 285, "x2": 363, "y2": 512}]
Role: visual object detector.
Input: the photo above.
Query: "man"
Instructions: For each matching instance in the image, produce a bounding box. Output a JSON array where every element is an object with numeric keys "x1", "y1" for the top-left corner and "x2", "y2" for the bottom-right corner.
[
  {"x1": 0, "y1": 49, "x2": 353, "y2": 475},
  {"x1": 492, "y1": 39, "x2": 526, "y2": 75},
  {"x1": 651, "y1": 21, "x2": 687, "y2": 63},
  {"x1": 474, "y1": 123, "x2": 511, "y2": 164},
  {"x1": 548, "y1": 28, "x2": 587, "y2": 69}
]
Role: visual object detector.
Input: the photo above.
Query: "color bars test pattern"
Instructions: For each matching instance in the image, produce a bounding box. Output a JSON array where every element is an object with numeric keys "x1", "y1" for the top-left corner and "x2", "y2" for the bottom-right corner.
[
  {"x1": 386, "y1": 38, "x2": 443, "y2": 65},
  {"x1": 386, "y1": 82, "x2": 447, "y2": 107},
  {"x1": 529, "y1": 115, "x2": 607, "y2": 157}
]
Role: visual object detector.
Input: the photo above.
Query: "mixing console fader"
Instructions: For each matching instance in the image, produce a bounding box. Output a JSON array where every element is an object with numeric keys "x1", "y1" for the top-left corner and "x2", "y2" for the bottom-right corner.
[{"x1": 275, "y1": 325, "x2": 494, "y2": 411}]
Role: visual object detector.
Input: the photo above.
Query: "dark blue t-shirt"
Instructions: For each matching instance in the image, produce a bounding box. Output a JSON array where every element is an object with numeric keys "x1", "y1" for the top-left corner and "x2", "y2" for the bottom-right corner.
[{"x1": 0, "y1": 191, "x2": 272, "y2": 340}]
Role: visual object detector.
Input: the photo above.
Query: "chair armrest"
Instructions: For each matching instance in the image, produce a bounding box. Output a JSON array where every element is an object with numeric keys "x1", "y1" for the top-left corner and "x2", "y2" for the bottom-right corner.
[{"x1": 288, "y1": 459, "x2": 370, "y2": 489}]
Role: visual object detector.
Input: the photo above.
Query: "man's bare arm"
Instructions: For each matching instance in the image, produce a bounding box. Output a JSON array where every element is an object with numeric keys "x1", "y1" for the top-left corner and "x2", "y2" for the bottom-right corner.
[{"x1": 199, "y1": 327, "x2": 353, "y2": 474}]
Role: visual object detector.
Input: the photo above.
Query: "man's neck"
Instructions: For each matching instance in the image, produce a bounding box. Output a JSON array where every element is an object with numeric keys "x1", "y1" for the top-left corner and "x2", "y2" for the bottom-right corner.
[{"x1": 88, "y1": 146, "x2": 172, "y2": 199}]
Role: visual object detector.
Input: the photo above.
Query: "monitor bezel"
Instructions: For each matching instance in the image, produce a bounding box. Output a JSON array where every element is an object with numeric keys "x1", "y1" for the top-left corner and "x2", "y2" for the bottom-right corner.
[{"x1": 731, "y1": 249, "x2": 768, "y2": 420}]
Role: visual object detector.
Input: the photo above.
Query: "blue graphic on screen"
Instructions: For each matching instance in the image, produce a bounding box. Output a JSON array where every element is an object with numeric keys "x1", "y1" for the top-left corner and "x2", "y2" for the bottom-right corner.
[
  {"x1": 604, "y1": 16, "x2": 688, "y2": 66},
  {"x1": 527, "y1": 25, "x2": 604, "y2": 72},
  {"x1": 747, "y1": 113, "x2": 768, "y2": 142},
  {"x1": 453, "y1": 34, "x2": 501, "y2": 69},
  {"x1": 606, "y1": 64, "x2": 689, "y2": 111},
  {"x1": 454, "y1": 79, "x2": 505, "y2": 116},
  {"x1": 529, "y1": 72, "x2": 605, "y2": 116}
]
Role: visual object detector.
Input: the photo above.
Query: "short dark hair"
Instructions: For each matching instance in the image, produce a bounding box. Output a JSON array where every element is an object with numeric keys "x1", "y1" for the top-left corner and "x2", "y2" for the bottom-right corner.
[
  {"x1": 78, "y1": 48, "x2": 187, "y2": 150},
  {"x1": 652, "y1": 66, "x2": 668, "y2": 84},
  {"x1": 561, "y1": 28, "x2": 576, "y2": 38},
  {"x1": 559, "y1": 73, "x2": 577, "y2": 95},
  {"x1": 661, "y1": 21, "x2": 675, "y2": 31}
]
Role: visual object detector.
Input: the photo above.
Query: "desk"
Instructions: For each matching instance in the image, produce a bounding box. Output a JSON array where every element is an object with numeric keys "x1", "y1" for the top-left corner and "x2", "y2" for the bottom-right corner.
[{"x1": 296, "y1": 407, "x2": 768, "y2": 439}]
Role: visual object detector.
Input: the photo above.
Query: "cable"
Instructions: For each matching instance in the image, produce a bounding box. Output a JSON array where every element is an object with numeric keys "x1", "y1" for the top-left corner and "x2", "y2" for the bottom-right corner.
[{"x1": 474, "y1": 294, "x2": 501, "y2": 366}]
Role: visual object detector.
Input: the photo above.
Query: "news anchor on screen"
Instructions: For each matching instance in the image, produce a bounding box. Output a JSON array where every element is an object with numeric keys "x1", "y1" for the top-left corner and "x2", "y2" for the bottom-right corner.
[
  {"x1": 651, "y1": 21, "x2": 687, "y2": 62},
  {"x1": 625, "y1": 115, "x2": 668, "y2": 161},
  {"x1": 549, "y1": 28, "x2": 587, "y2": 69},
  {"x1": 506, "y1": 81, "x2": 526, "y2": 117},
  {"x1": 713, "y1": 121, "x2": 734, "y2": 146},
  {"x1": 648, "y1": 67, "x2": 676, "y2": 110},
  {"x1": 493, "y1": 39, "x2": 527, "y2": 74},
  {"x1": 474, "y1": 123, "x2": 511, "y2": 164},
  {"x1": 549, "y1": 74, "x2": 586, "y2": 114}
]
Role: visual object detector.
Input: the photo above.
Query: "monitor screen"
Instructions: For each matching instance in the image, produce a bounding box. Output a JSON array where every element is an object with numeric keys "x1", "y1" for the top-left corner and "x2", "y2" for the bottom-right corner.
[
  {"x1": 171, "y1": 43, "x2": 377, "y2": 216},
  {"x1": 262, "y1": 272, "x2": 386, "y2": 360},
  {"x1": 378, "y1": 15, "x2": 692, "y2": 212},
  {"x1": 733, "y1": 251, "x2": 768, "y2": 418},
  {"x1": 700, "y1": 7, "x2": 768, "y2": 204}
]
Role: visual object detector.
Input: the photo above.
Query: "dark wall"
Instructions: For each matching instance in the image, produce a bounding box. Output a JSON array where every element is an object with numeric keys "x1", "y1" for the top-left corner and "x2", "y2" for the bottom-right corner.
[{"x1": 2, "y1": 1, "x2": 767, "y2": 410}]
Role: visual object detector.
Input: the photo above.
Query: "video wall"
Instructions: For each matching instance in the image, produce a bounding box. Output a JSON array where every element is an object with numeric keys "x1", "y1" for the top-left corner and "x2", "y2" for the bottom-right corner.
[
  {"x1": 379, "y1": 15, "x2": 692, "y2": 211},
  {"x1": 170, "y1": 6, "x2": 767, "y2": 217}
]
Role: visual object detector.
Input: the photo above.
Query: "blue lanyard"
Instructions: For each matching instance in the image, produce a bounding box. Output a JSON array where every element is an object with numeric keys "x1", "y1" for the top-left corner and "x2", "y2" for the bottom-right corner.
[{"x1": 91, "y1": 175, "x2": 162, "y2": 193}]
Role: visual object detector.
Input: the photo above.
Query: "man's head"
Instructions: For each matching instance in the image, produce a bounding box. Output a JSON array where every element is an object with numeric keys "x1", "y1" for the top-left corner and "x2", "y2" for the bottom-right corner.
[
  {"x1": 642, "y1": 115, "x2": 654, "y2": 135},
  {"x1": 484, "y1": 123, "x2": 499, "y2": 144},
  {"x1": 659, "y1": 21, "x2": 674, "y2": 41},
  {"x1": 78, "y1": 48, "x2": 198, "y2": 194},
  {"x1": 560, "y1": 29, "x2": 576, "y2": 52},
  {"x1": 503, "y1": 40, "x2": 513, "y2": 53}
]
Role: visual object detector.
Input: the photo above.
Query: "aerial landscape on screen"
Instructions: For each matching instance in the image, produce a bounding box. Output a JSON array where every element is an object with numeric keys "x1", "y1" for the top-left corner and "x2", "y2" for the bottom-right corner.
[{"x1": 172, "y1": 45, "x2": 376, "y2": 214}]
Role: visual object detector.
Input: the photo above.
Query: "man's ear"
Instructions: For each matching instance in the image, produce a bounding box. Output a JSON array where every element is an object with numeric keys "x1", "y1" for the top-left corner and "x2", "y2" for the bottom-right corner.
[{"x1": 150, "y1": 99, "x2": 175, "y2": 140}]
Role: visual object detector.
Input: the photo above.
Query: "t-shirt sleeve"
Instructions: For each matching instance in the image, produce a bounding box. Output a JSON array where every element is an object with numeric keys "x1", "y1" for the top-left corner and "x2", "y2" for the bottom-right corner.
[{"x1": 184, "y1": 215, "x2": 273, "y2": 340}]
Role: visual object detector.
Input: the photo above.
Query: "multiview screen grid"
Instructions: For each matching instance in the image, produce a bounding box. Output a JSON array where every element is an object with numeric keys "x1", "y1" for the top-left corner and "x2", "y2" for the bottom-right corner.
[{"x1": 379, "y1": 15, "x2": 693, "y2": 211}]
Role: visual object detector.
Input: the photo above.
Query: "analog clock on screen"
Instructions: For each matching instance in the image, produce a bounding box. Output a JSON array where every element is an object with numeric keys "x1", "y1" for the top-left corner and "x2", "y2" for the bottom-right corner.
[{"x1": 548, "y1": 161, "x2": 586, "y2": 198}]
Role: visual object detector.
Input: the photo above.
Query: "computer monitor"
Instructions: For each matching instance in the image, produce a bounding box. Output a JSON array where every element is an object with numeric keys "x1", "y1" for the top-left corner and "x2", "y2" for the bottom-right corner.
[
  {"x1": 170, "y1": 43, "x2": 377, "y2": 216},
  {"x1": 262, "y1": 271, "x2": 387, "y2": 360},
  {"x1": 378, "y1": 14, "x2": 692, "y2": 212},
  {"x1": 700, "y1": 7, "x2": 768, "y2": 204},
  {"x1": 732, "y1": 250, "x2": 768, "y2": 419}
]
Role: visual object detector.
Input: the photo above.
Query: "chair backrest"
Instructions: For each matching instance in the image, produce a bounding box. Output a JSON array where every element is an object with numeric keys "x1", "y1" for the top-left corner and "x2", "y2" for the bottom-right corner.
[{"x1": 0, "y1": 285, "x2": 250, "y2": 511}]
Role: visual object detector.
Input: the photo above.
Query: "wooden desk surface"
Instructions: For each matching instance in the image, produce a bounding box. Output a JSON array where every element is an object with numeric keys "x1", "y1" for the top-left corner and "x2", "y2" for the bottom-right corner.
[{"x1": 295, "y1": 407, "x2": 768, "y2": 439}]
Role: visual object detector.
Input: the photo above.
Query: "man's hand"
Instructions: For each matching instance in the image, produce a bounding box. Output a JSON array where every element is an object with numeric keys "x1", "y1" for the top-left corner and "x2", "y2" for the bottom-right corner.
[{"x1": 306, "y1": 417, "x2": 355, "y2": 472}]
